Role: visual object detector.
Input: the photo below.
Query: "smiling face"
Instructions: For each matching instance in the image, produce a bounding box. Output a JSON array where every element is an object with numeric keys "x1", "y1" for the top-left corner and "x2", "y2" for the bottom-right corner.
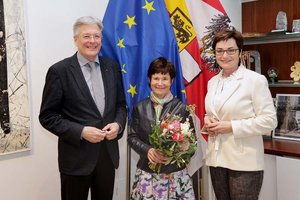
[
  {"x1": 149, "y1": 73, "x2": 173, "y2": 99},
  {"x1": 74, "y1": 24, "x2": 101, "y2": 61},
  {"x1": 215, "y1": 38, "x2": 240, "y2": 76}
]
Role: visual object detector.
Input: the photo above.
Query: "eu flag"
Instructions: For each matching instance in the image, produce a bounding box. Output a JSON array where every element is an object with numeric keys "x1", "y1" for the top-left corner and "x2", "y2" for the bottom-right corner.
[{"x1": 101, "y1": 0, "x2": 185, "y2": 120}]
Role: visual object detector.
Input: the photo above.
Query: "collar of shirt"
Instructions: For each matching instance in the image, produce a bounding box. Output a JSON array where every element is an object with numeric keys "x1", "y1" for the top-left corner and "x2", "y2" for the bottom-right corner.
[{"x1": 76, "y1": 52, "x2": 100, "y2": 68}]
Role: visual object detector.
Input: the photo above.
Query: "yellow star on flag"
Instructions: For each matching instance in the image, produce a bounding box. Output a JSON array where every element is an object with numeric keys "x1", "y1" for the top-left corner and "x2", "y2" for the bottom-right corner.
[
  {"x1": 127, "y1": 84, "x2": 137, "y2": 98},
  {"x1": 142, "y1": 0, "x2": 155, "y2": 15},
  {"x1": 124, "y1": 15, "x2": 137, "y2": 29},
  {"x1": 117, "y1": 38, "x2": 125, "y2": 48},
  {"x1": 181, "y1": 89, "x2": 186, "y2": 98},
  {"x1": 122, "y1": 64, "x2": 127, "y2": 73}
]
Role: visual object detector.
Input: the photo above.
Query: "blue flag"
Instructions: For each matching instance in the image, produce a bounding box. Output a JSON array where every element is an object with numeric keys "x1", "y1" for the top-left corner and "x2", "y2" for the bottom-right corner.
[{"x1": 101, "y1": 0, "x2": 185, "y2": 120}]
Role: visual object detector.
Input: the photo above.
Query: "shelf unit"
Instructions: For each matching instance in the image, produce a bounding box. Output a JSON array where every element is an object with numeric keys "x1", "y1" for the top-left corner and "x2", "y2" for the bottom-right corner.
[
  {"x1": 242, "y1": 0, "x2": 300, "y2": 93},
  {"x1": 244, "y1": 33, "x2": 300, "y2": 45},
  {"x1": 243, "y1": 33, "x2": 300, "y2": 92},
  {"x1": 269, "y1": 80, "x2": 300, "y2": 88},
  {"x1": 244, "y1": 34, "x2": 300, "y2": 89}
]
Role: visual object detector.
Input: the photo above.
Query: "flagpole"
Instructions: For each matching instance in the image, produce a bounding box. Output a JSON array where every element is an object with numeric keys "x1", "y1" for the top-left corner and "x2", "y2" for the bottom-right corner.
[
  {"x1": 126, "y1": 134, "x2": 131, "y2": 200},
  {"x1": 196, "y1": 169, "x2": 201, "y2": 199}
]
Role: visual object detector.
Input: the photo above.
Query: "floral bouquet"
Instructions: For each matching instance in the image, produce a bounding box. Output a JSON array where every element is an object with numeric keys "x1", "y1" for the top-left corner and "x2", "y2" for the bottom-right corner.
[{"x1": 149, "y1": 107, "x2": 197, "y2": 173}]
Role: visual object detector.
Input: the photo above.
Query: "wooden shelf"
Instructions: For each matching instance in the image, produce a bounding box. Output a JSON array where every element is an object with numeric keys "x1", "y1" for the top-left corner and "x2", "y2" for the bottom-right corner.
[
  {"x1": 244, "y1": 33, "x2": 300, "y2": 45},
  {"x1": 264, "y1": 138, "x2": 300, "y2": 158},
  {"x1": 269, "y1": 80, "x2": 300, "y2": 87},
  {"x1": 241, "y1": 0, "x2": 257, "y2": 3}
]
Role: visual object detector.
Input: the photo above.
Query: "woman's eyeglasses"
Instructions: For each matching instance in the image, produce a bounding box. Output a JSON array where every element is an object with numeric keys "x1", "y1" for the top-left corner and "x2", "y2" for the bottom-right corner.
[{"x1": 215, "y1": 49, "x2": 239, "y2": 56}]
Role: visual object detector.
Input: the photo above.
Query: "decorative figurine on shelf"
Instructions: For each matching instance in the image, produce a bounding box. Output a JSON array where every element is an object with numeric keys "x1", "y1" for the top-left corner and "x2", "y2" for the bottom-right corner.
[
  {"x1": 290, "y1": 61, "x2": 300, "y2": 83},
  {"x1": 276, "y1": 11, "x2": 287, "y2": 31},
  {"x1": 267, "y1": 67, "x2": 279, "y2": 83},
  {"x1": 292, "y1": 19, "x2": 300, "y2": 33}
]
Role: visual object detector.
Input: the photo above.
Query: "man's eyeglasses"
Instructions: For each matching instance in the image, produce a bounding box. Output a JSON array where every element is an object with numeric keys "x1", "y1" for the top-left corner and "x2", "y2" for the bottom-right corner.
[
  {"x1": 215, "y1": 49, "x2": 239, "y2": 56},
  {"x1": 81, "y1": 34, "x2": 102, "y2": 41}
]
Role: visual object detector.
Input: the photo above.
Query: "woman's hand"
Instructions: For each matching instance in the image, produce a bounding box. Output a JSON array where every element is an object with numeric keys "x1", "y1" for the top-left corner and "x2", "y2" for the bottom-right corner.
[
  {"x1": 147, "y1": 148, "x2": 167, "y2": 164},
  {"x1": 205, "y1": 117, "x2": 218, "y2": 136},
  {"x1": 206, "y1": 119, "x2": 232, "y2": 136}
]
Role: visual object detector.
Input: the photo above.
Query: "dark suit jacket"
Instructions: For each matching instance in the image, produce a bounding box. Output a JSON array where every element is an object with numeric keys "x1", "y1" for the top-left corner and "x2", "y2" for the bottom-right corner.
[{"x1": 39, "y1": 53, "x2": 127, "y2": 175}]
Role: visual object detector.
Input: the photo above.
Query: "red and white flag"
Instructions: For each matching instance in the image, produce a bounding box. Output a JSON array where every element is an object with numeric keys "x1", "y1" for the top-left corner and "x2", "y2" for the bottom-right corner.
[
  {"x1": 165, "y1": 0, "x2": 234, "y2": 175},
  {"x1": 185, "y1": 0, "x2": 234, "y2": 124}
]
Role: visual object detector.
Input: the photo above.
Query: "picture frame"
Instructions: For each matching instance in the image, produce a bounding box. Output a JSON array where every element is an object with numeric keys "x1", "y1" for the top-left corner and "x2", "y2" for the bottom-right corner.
[
  {"x1": 0, "y1": 0, "x2": 31, "y2": 155},
  {"x1": 241, "y1": 50, "x2": 261, "y2": 73},
  {"x1": 272, "y1": 94, "x2": 300, "y2": 141}
]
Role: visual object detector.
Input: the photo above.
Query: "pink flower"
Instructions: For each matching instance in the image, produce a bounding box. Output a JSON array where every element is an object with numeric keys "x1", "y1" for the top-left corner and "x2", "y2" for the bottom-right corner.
[
  {"x1": 167, "y1": 124, "x2": 174, "y2": 131},
  {"x1": 148, "y1": 111, "x2": 196, "y2": 173},
  {"x1": 172, "y1": 120, "x2": 181, "y2": 132},
  {"x1": 181, "y1": 139, "x2": 190, "y2": 151},
  {"x1": 172, "y1": 133, "x2": 184, "y2": 141},
  {"x1": 166, "y1": 113, "x2": 171, "y2": 118}
]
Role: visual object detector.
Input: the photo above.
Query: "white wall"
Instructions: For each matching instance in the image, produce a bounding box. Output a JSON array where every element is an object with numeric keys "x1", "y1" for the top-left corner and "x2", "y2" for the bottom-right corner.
[
  {"x1": 223, "y1": 0, "x2": 242, "y2": 30},
  {"x1": 260, "y1": 154, "x2": 277, "y2": 200},
  {"x1": 0, "y1": 1, "x2": 241, "y2": 200}
]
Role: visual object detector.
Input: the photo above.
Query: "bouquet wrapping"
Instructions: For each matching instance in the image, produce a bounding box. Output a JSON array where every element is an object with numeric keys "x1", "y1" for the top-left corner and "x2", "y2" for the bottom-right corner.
[{"x1": 149, "y1": 106, "x2": 197, "y2": 173}]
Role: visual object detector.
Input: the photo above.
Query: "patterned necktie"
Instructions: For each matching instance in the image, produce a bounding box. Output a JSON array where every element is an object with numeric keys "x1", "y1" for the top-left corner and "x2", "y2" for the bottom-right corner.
[{"x1": 89, "y1": 62, "x2": 105, "y2": 115}]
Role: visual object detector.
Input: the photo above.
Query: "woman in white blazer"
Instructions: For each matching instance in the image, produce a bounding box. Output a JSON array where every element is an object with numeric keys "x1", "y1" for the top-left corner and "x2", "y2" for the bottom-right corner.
[{"x1": 204, "y1": 29, "x2": 277, "y2": 200}]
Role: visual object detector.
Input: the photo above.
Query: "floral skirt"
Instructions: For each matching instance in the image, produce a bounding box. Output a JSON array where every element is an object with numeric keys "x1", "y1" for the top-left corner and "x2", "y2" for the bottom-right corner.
[{"x1": 130, "y1": 168, "x2": 195, "y2": 200}]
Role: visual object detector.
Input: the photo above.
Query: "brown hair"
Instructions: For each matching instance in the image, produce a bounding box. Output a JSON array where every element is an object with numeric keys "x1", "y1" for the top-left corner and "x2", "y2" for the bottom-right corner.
[
  {"x1": 147, "y1": 57, "x2": 176, "y2": 80},
  {"x1": 212, "y1": 29, "x2": 244, "y2": 52}
]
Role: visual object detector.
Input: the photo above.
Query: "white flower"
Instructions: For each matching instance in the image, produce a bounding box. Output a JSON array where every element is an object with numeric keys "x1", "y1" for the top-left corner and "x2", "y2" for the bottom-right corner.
[{"x1": 181, "y1": 122, "x2": 190, "y2": 135}]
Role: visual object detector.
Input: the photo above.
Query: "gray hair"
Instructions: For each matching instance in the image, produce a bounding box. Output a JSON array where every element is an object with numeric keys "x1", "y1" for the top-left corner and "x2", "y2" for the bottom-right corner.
[{"x1": 73, "y1": 16, "x2": 103, "y2": 37}]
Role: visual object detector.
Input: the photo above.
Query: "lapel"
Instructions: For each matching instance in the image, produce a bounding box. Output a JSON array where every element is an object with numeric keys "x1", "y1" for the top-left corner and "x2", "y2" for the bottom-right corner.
[
  {"x1": 208, "y1": 74, "x2": 221, "y2": 119},
  {"x1": 211, "y1": 67, "x2": 244, "y2": 115},
  {"x1": 99, "y1": 56, "x2": 110, "y2": 116},
  {"x1": 69, "y1": 53, "x2": 100, "y2": 115}
]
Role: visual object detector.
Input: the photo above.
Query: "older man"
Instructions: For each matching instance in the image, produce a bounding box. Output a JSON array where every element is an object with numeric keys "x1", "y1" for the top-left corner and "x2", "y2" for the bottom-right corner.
[{"x1": 39, "y1": 16, "x2": 127, "y2": 200}]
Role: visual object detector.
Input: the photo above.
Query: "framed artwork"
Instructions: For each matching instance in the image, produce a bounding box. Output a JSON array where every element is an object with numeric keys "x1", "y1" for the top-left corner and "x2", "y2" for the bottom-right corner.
[
  {"x1": 0, "y1": 0, "x2": 30, "y2": 155},
  {"x1": 273, "y1": 94, "x2": 300, "y2": 141},
  {"x1": 241, "y1": 50, "x2": 261, "y2": 73}
]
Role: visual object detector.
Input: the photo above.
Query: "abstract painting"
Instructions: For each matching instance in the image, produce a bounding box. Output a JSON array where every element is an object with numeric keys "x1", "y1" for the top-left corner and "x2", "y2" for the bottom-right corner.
[{"x1": 0, "y1": 0, "x2": 30, "y2": 155}]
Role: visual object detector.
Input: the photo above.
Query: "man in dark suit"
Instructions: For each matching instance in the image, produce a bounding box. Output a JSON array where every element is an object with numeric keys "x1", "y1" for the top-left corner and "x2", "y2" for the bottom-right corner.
[{"x1": 39, "y1": 16, "x2": 127, "y2": 200}]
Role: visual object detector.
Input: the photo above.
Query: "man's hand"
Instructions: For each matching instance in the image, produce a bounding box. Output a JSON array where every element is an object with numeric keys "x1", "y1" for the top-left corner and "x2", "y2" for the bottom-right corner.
[
  {"x1": 81, "y1": 126, "x2": 106, "y2": 143},
  {"x1": 102, "y1": 122, "x2": 120, "y2": 140}
]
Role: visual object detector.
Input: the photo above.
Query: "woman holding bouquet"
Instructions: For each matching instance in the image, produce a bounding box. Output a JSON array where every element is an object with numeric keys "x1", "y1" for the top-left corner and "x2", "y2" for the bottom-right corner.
[
  {"x1": 127, "y1": 57, "x2": 196, "y2": 199},
  {"x1": 204, "y1": 29, "x2": 277, "y2": 200}
]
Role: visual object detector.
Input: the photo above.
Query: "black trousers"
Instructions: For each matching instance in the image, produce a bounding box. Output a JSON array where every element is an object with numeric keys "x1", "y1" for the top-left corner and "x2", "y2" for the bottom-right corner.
[
  {"x1": 60, "y1": 143, "x2": 115, "y2": 200},
  {"x1": 210, "y1": 167, "x2": 263, "y2": 200}
]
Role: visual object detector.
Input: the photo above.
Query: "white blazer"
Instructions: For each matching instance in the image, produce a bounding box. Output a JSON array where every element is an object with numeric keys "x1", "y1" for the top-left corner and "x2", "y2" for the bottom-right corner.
[{"x1": 204, "y1": 65, "x2": 277, "y2": 171}]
